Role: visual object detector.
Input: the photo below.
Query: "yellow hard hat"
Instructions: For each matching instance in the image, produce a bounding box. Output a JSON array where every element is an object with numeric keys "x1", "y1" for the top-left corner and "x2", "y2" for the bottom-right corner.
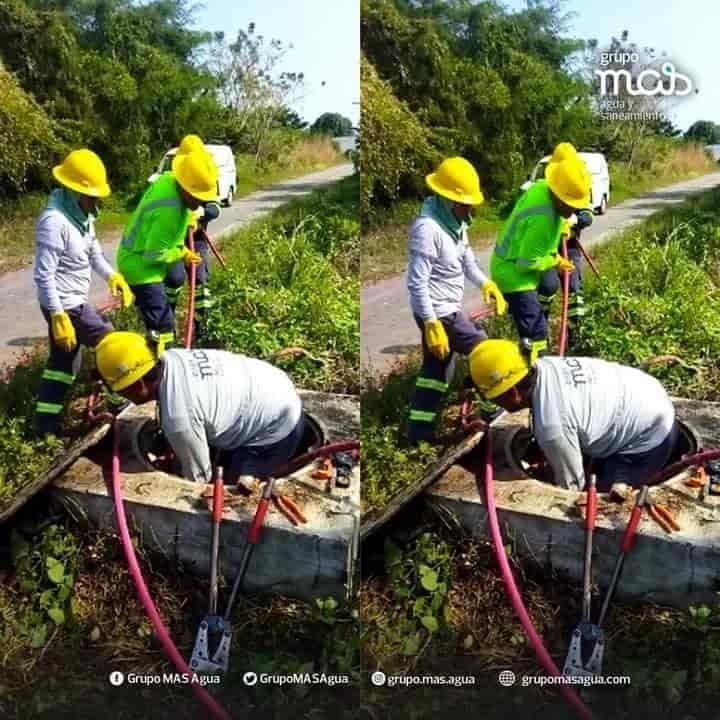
[
  {"x1": 52, "y1": 148, "x2": 111, "y2": 198},
  {"x1": 173, "y1": 148, "x2": 219, "y2": 203},
  {"x1": 550, "y1": 142, "x2": 578, "y2": 163},
  {"x1": 172, "y1": 134, "x2": 206, "y2": 173},
  {"x1": 426, "y1": 157, "x2": 484, "y2": 206},
  {"x1": 95, "y1": 331, "x2": 157, "y2": 392},
  {"x1": 545, "y1": 158, "x2": 591, "y2": 209},
  {"x1": 468, "y1": 339, "x2": 530, "y2": 399}
]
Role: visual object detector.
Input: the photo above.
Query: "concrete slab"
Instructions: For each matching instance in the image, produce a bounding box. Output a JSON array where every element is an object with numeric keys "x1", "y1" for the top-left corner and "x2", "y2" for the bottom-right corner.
[
  {"x1": 426, "y1": 398, "x2": 720, "y2": 608},
  {"x1": 51, "y1": 391, "x2": 360, "y2": 602}
]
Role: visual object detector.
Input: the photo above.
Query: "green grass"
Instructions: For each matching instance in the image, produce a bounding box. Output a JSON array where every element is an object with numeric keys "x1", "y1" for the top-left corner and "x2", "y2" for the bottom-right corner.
[
  {"x1": 361, "y1": 201, "x2": 503, "y2": 284},
  {"x1": 575, "y1": 186, "x2": 720, "y2": 399},
  {"x1": 205, "y1": 174, "x2": 360, "y2": 394}
]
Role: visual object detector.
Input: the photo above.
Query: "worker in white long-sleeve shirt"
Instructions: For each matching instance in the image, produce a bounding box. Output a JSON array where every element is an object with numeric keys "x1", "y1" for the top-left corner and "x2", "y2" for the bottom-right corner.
[
  {"x1": 467, "y1": 339, "x2": 678, "y2": 491},
  {"x1": 405, "y1": 156, "x2": 507, "y2": 444},
  {"x1": 94, "y1": 331, "x2": 304, "y2": 483}
]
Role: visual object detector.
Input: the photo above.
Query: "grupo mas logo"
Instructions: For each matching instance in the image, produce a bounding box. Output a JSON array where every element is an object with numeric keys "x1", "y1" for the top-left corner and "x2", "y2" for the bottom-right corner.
[{"x1": 595, "y1": 51, "x2": 693, "y2": 97}]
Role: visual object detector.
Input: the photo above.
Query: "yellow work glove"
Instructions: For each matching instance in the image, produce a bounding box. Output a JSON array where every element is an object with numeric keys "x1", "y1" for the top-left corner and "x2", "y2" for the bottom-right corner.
[
  {"x1": 482, "y1": 280, "x2": 507, "y2": 316},
  {"x1": 555, "y1": 254, "x2": 575, "y2": 274},
  {"x1": 424, "y1": 319, "x2": 450, "y2": 360},
  {"x1": 182, "y1": 246, "x2": 202, "y2": 266},
  {"x1": 108, "y1": 272, "x2": 134, "y2": 308},
  {"x1": 50, "y1": 311, "x2": 77, "y2": 353}
]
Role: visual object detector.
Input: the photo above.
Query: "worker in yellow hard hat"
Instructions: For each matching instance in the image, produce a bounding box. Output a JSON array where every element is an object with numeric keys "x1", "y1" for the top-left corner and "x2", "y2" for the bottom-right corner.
[
  {"x1": 32, "y1": 148, "x2": 133, "y2": 435},
  {"x1": 467, "y1": 340, "x2": 679, "y2": 493},
  {"x1": 405, "y1": 156, "x2": 507, "y2": 445},
  {"x1": 536, "y1": 143, "x2": 594, "y2": 349},
  {"x1": 117, "y1": 146, "x2": 219, "y2": 353},
  {"x1": 490, "y1": 155, "x2": 591, "y2": 363},
  {"x1": 95, "y1": 331, "x2": 305, "y2": 485},
  {"x1": 163, "y1": 135, "x2": 222, "y2": 346}
]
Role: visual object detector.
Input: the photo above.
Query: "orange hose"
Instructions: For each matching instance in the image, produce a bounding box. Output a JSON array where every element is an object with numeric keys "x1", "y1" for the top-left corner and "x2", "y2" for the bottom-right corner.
[
  {"x1": 184, "y1": 229, "x2": 197, "y2": 349},
  {"x1": 558, "y1": 236, "x2": 570, "y2": 357}
]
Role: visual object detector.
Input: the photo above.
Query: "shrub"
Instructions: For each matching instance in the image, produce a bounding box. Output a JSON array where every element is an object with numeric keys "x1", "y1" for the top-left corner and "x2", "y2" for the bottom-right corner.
[{"x1": 360, "y1": 55, "x2": 438, "y2": 223}]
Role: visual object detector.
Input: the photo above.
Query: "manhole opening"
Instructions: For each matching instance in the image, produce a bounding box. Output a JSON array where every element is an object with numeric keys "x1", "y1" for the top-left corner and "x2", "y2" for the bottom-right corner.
[
  {"x1": 133, "y1": 410, "x2": 326, "y2": 474},
  {"x1": 504, "y1": 420, "x2": 699, "y2": 486}
]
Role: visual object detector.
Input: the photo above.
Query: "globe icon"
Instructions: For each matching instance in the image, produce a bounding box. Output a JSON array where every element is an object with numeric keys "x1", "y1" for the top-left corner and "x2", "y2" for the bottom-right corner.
[{"x1": 498, "y1": 670, "x2": 516, "y2": 687}]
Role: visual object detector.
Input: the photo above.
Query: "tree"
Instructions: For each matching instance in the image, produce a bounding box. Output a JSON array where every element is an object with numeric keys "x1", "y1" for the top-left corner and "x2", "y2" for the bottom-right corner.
[
  {"x1": 206, "y1": 23, "x2": 305, "y2": 165},
  {"x1": 277, "y1": 107, "x2": 308, "y2": 130},
  {"x1": 685, "y1": 121, "x2": 720, "y2": 145},
  {"x1": 311, "y1": 113, "x2": 353, "y2": 136}
]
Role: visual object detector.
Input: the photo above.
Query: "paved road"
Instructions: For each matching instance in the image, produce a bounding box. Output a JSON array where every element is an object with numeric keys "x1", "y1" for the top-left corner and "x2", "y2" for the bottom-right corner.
[
  {"x1": 361, "y1": 171, "x2": 720, "y2": 376},
  {"x1": 0, "y1": 163, "x2": 354, "y2": 367}
]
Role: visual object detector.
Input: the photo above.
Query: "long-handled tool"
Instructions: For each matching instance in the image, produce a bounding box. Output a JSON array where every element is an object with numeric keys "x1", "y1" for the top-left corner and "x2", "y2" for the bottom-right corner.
[
  {"x1": 563, "y1": 473, "x2": 605, "y2": 677},
  {"x1": 575, "y1": 237, "x2": 600, "y2": 279},
  {"x1": 189, "y1": 466, "x2": 231, "y2": 674},
  {"x1": 597, "y1": 485, "x2": 648, "y2": 629},
  {"x1": 198, "y1": 228, "x2": 227, "y2": 270},
  {"x1": 216, "y1": 475, "x2": 276, "y2": 665},
  {"x1": 564, "y1": 483, "x2": 649, "y2": 678}
]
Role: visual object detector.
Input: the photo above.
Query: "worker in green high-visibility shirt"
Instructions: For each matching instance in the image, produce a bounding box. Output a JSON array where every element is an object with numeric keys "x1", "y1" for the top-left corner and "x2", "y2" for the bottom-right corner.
[
  {"x1": 490, "y1": 156, "x2": 591, "y2": 363},
  {"x1": 117, "y1": 148, "x2": 218, "y2": 353}
]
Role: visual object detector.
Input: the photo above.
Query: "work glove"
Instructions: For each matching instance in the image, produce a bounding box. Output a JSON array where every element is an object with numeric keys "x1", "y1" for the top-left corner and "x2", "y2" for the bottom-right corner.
[
  {"x1": 50, "y1": 311, "x2": 77, "y2": 353},
  {"x1": 181, "y1": 246, "x2": 202, "y2": 266},
  {"x1": 555, "y1": 253, "x2": 575, "y2": 274},
  {"x1": 108, "y1": 272, "x2": 134, "y2": 308},
  {"x1": 424, "y1": 319, "x2": 450, "y2": 360},
  {"x1": 482, "y1": 280, "x2": 507, "y2": 316}
]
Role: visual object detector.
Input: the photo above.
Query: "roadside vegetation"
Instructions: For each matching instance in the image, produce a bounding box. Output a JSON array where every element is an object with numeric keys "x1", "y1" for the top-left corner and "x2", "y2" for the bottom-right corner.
[
  {"x1": 360, "y1": 0, "x2": 718, "y2": 283},
  {"x1": 360, "y1": 182, "x2": 720, "y2": 717}
]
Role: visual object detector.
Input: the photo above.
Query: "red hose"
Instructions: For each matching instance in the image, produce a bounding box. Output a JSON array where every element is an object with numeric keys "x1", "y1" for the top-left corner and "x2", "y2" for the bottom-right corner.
[
  {"x1": 184, "y1": 229, "x2": 197, "y2": 349},
  {"x1": 483, "y1": 431, "x2": 593, "y2": 719},
  {"x1": 110, "y1": 421, "x2": 233, "y2": 720},
  {"x1": 558, "y1": 236, "x2": 570, "y2": 357}
]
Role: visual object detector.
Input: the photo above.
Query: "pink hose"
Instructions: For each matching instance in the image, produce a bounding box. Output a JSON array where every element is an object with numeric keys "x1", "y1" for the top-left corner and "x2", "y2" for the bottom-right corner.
[
  {"x1": 483, "y1": 430, "x2": 593, "y2": 719},
  {"x1": 110, "y1": 421, "x2": 233, "y2": 720}
]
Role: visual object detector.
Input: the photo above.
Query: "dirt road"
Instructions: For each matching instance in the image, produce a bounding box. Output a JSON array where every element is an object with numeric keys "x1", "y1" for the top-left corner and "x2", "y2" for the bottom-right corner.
[
  {"x1": 0, "y1": 164, "x2": 353, "y2": 367},
  {"x1": 361, "y1": 171, "x2": 720, "y2": 376}
]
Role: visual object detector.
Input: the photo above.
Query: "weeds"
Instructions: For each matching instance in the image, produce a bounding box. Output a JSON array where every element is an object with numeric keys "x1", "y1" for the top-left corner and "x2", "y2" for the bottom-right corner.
[{"x1": 206, "y1": 175, "x2": 360, "y2": 393}]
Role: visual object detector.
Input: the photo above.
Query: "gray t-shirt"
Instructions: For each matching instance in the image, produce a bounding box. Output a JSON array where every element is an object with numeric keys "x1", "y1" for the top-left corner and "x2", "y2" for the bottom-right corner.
[
  {"x1": 532, "y1": 356, "x2": 675, "y2": 490},
  {"x1": 406, "y1": 216, "x2": 488, "y2": 321},
  {"x1": 158, "y1": 349, "x2": 302, "y2": 482}
]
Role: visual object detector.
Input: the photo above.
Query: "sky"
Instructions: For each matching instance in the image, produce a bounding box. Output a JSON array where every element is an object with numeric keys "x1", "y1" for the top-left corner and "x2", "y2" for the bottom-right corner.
[
  {"x1": 504, "y1": 0, "x2": 719, "y2": 131},
  {"x1": 192, "y1": 0, "x2": 359, "y2": 128}
]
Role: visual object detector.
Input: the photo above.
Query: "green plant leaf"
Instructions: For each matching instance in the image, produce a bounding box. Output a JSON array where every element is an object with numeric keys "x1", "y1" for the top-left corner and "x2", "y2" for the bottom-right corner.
[
  {"x1": 46, "y1": 557, "x2": 65, "y2": 584},
  {"x1": 421, "y1": 615, "x2": 439, "y2": 633},
  {"x1": 30, "y1": 624, "x2": 47, "y2": 648},
  {"x1": 401, "y1": 634, "x2": 420, "y2": 656},
  {"x1": 48, "y1": 606, "x2": 65, "y2": 625},
  {"x1": 419, "y1": 568, "x2": 438, "y2": 592}
]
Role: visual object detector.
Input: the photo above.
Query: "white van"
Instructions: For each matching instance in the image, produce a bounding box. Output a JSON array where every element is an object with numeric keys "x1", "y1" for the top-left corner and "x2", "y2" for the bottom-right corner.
[
  {"x1": 521, "y1": 152, "x2": 610, "y2": 214},
  {"x1": 148, "y1": 144, "x2": 237, "y2": 207}
]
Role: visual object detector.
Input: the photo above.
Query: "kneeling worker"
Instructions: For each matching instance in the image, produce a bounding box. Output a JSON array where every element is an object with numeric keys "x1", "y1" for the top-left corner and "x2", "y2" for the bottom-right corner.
[
  {"x1": 468, "y1": 340, "x2": 678, "y2": 492},
  {"x1": 94, "y1": 332, "x2": 304, "y2": 483}
]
